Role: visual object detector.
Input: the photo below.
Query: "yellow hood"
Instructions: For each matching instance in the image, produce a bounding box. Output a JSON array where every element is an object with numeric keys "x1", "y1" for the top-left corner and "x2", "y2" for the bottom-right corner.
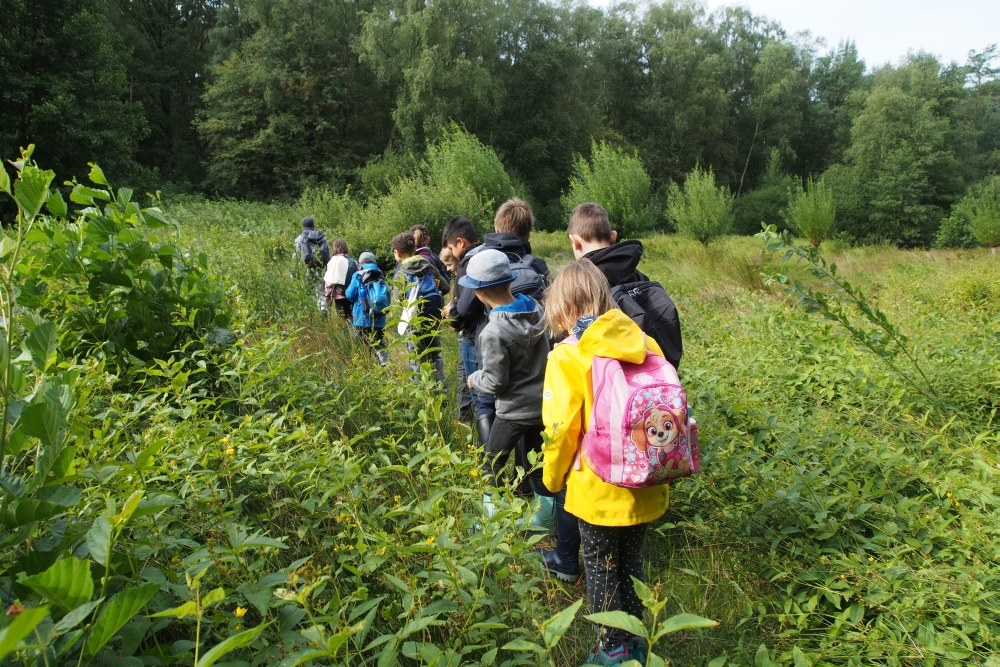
[
  {"x1": 576, "y1": 309, "x2": 649, "y2": 364},
  {"x1": 541, "y1": 307, "x2": 668, "y2": 526}
]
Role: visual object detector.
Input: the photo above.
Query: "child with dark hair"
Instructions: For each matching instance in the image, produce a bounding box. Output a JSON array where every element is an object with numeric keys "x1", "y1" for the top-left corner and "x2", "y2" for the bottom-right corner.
[
  {"x1": 393, "y1": 232, "x2": 447, "y2": 383},
  {"x1": 442, "y1": 216, "x2": 487, "y2": 431},
  {"x1": 324, "y1": 238, "x2": 358, "y2": 322}
]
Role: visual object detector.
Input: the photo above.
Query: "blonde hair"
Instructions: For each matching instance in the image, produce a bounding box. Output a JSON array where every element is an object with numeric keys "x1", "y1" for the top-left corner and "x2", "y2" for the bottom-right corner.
[
  {"x1": 494, "y1": 198, "x2": 534, "y2": 238},
  {"x1": 544, "y1": 259, "x2": 614, "y2": 334},
  {"x1": 439, "y1": 246, "x2": 456, "y2": 268}
]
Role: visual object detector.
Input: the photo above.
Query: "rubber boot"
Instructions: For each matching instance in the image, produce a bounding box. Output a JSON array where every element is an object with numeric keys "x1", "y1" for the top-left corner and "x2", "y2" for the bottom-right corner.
[
  {"x1": 529, "y1": 493, "x2": 558, "y2": 536},
  {"x1": 476, "y1": 413, "x2": 494, "y2": 449}
]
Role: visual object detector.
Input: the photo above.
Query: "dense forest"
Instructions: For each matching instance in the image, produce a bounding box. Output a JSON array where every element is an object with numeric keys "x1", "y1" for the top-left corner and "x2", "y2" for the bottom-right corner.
[{"x1": 2, "y1": 0, "x2": 998, "y2": 244}]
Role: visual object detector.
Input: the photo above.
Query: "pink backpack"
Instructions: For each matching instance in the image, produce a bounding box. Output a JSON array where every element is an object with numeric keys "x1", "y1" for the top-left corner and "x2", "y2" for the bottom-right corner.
[{"x1": 563, "y1": 336, "x2": 700, "y2": 488}]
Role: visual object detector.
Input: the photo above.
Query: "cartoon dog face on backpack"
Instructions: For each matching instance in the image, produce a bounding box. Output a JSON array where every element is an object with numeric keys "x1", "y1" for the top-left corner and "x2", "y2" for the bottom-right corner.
[{"x1": 630, "y1": 404, "x2": 685, "y2": 458}]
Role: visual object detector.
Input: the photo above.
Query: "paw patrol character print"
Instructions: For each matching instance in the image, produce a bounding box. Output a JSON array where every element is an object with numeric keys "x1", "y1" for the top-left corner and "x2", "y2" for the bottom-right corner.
[{"x1": 629, "y1": 403, "x2": 686, "y2": 458}]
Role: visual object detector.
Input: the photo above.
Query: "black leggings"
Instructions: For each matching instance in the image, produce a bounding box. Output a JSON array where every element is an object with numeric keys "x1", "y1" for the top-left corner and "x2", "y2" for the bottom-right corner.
[
  {"x1": 579, "y1": 520, "x2": 649, "y2": 650},
  {"x1": 483, "y1": 417, "x2": 552, "y2": 497}
]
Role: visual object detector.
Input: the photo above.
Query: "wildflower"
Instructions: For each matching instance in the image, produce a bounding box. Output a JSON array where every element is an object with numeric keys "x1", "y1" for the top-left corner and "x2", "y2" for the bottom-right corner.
[
  {"x1": 394, "y1": 495, "x2": 401, "y2": 503},
  {"x1": 868, "y1": 556, "x2": 874, "y2": 562},
  {"x1": 946, "y1": 492, "x2": 952, "y2": 498},
  {"x1": 222, "y1": 435, "x2": 231, "y2": 444},
  {"x1": 235, "y1": 606, "x2": 247, "y2": 618},
  {"x1": 226, "y1": 446, "x2": 235, "y2": 457},
  {"x1": 470, "y1": 469, "x2": 479, "y2": 478},
  {"x1": 425, "y1": 537, "x2": 434, "y2": 545}
]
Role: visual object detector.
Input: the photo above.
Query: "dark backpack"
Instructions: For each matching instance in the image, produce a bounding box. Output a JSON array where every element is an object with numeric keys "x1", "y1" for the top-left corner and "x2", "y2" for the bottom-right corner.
[
  {"x1": 298, "y1": 234, "x2": 331, "y2": 268},
  {"x1": 507, "y1": 253, "x2": 546, "y2": 301},
  {"x1": 611, "y1": 280, "x2": 683, "y2": 369},
  {"x1": 359, "y1": 268, "x2": 390, "y2": 318}
]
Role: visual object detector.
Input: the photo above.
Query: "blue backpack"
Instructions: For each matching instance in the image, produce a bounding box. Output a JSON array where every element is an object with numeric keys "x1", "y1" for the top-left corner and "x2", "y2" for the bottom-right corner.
[
  {"x1": 409, "y1": 272, "x2": 440, "y2": 299},
  {"x1": 359, "y1": 268, "x2": 390, "y2": 318}
]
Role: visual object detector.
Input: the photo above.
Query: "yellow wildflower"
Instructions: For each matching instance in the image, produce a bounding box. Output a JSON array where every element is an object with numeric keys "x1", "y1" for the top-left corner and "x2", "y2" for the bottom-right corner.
[
  {"x1": 946, "y1": 492, "x2": 952, "y2": 498},
  {"x1": 234, "y1": 607, "x2": 247, "y2": 618},
  {"x1": 226, "y1": 446, "x2": 235, "y2": 457},
  {"x1": 470, "y1": 469, "x2": 479, "y2": 478},
  {"x1": 425, "y1": 537, "x2": 434, "y2": 545}
]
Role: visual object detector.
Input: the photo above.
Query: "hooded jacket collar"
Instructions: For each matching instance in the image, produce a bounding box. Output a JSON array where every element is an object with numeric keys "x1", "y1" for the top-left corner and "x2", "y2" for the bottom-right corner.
[
  {"x1": 489, "y1": 297, "x2": 545, "y2": 348},
  {"x1": 577, "y1": 309, "x2": 648, "y2": 364},
  {"x1": 583, "y1": 240, "x2": 645, "y2": 287},
  {"x1": 484, "y1": 232, "x2": 533, "y2": 258},
  {"x1": 401, "y1": 255, "x2": 433, "y2": 276}
]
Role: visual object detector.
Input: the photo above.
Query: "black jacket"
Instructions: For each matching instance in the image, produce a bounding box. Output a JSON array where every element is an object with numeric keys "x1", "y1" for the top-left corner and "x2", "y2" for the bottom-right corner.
[
  {"x1": 452, "y1": 243, "x2": 486, "y2": 343},
  {"x1": 583, "y1": 240, "x2": 647, "y2": 286},
  {"x1": 585, "y1": 240, "x2": 683, "y2": 368}
]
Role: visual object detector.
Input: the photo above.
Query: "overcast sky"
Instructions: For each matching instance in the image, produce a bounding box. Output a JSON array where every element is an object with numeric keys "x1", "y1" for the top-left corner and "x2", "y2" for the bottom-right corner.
[{"x1": 587, "y1": 0, "x2": 999, "y2": 68}]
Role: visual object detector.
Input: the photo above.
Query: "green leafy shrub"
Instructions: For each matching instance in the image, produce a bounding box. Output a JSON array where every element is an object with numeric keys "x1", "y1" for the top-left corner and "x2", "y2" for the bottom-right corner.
[
  {"x1": 784, "y1": 176, "x2": 836, "y2": 247},
  {"x1": 667, "y1": 165, "x2": 734, "y2": 246},
  {"x1": 732, "y1": 150, "x2": 796, "y2": 235},
  {"x1": 10, "y1": 155, "x2": 233, "y2": 376},
  {"x1": 969, "y1": 175, "x2": 1000, "y2": 254},
  {"x1": 561, "y1": 140, "x2": 660, "y2": 238},
  {"x1": 425, "y1": 122, "x2": 514, "y2": 210}
]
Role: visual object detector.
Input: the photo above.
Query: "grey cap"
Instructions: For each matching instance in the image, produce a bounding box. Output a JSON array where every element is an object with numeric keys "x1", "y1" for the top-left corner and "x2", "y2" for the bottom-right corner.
[
  {"x1": 458, "y1": 249, "x2": 514, "y2": 290},
  {"x1": 359, "y1": 252, "x2": 377, "y2": 265},
  {"x1": 301, "y1": 216, "x2": 314, "y2": 229}
]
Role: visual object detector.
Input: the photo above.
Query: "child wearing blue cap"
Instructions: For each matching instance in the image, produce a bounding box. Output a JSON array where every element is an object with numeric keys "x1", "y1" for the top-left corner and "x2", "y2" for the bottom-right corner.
[{"x1": 462, "y1": 249, "x2": 552, "y2": 503}]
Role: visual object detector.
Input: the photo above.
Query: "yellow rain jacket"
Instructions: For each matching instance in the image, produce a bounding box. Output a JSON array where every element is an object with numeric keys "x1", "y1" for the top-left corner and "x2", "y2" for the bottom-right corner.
[{"x1": 542, "y1": 309, "x2": 670, "y2": 526}]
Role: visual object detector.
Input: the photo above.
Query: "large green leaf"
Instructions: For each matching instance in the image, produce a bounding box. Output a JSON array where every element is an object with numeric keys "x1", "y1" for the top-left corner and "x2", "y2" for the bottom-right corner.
[
  {"x1": 2, "y1": 498, "x2": 72, "y2": 529},
  {"x1": 51, "y1": 599, "x2": 103, "y2": 636},
  {"x1": 18, "y1": 398, "x2": 65, "y2": 449},
  {"x1": 20, "y1": 557, "x2": 94, "y2": 610},
  {"x1": 13, "y1": 165, "x2": 54, "y2": 221},
  {"x1": 654, "y1": 613, "x2": 718, "y2": 639},
  {"x1": 88, "y1": 163, "x2": 108, "y2": 186},
  {"x1": 195, "y1": 623, "x2": 266, "y2": 667},
  {"x1": 85, "y1": 582, "x2": 159, "y2": 656},
  {"x1": 541, "y1": 598, "x2": 583, "y2": 649},
  {"x1": 45, "y1": 189, "x2": 67, "y2": 217},
  {"x1": 583, "y1": 611, "x2": 647, "y2": 640},
  {"x1": 0, "y1": 165, "x2": 10, "y2": 195},
  {"x1": 500, "y1": 639, "x2": 545, "y2": 653},
  {"x1": 0, "y1": 605, "x2": 49, "y2": 660},
  {"x1": 85, "y1": 515, "x2": 112, "y2": 566},
  {"x1": 24, "y1": 320, "x2": 57, "y2": 372}
]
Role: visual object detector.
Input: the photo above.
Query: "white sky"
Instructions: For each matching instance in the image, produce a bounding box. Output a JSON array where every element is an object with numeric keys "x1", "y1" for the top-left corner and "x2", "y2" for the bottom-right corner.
[{"x1": 588, "y1": 0, "x2": 1000, "y2": 68}]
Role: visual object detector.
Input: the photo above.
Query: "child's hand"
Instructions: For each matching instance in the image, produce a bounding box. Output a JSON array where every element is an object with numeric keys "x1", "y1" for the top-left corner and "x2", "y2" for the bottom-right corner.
[{"x1": 467, "y1": 377, "x2": 473, "y2": 389}]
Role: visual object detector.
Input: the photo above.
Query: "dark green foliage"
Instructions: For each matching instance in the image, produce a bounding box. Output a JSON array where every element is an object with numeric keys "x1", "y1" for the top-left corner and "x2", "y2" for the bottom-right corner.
[
  {"x1": 112, "y1": 0, "x2": 218, "y2": 190},
  {"x1": 0, "y1": 0, "x2": 148, "y2": 186},
  {"x1": 196, "y1": 0, "x2": 394, "y2": 199},
  {"x1": 732, "y1": 150, "x2": 796, "y2": 235}
]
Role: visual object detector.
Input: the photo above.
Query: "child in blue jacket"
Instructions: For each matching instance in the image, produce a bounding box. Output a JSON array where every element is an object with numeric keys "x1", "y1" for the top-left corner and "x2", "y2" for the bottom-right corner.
[{"x1": 346, "y1": 252, "x2": 389, "y2": 366}]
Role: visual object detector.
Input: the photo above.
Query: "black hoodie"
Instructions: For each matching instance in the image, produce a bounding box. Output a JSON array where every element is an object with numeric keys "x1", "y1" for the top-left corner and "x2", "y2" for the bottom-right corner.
[
  {"x1": 584, "y1": 240, "x2": 683, "y2": 368},
  {"x1": 583, "y1": 239, "x2": 647, "y2": 287}
]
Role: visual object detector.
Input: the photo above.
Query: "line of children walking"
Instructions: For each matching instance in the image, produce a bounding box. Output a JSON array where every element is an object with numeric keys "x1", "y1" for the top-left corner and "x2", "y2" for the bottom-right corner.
[{"x1": 302, "y1": 200, "x2": 685, "y2": 666}]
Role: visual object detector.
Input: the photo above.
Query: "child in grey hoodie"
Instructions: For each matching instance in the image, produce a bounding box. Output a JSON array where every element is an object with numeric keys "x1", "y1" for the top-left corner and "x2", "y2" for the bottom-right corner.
[{"x1": 462, "y1": 249, "x2": 551, "y2": 497}]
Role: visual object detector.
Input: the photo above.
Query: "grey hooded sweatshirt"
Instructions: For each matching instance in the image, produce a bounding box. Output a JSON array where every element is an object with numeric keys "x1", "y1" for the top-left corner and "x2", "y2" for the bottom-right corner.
[{"x1": 468, "y1": 294, "x2": 550, "y2": 421}]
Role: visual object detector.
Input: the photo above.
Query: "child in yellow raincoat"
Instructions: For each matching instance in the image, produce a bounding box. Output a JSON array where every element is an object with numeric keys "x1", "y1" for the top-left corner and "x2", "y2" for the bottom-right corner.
[{"x1": 540, "y1": 259, "x2": 669, "y2": 666}]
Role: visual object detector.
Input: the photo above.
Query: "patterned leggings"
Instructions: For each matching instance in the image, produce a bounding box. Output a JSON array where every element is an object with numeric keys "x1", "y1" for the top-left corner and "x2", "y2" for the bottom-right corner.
[{"x1": 579, "y1": 520, "x2": 649, "y2": 649}]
